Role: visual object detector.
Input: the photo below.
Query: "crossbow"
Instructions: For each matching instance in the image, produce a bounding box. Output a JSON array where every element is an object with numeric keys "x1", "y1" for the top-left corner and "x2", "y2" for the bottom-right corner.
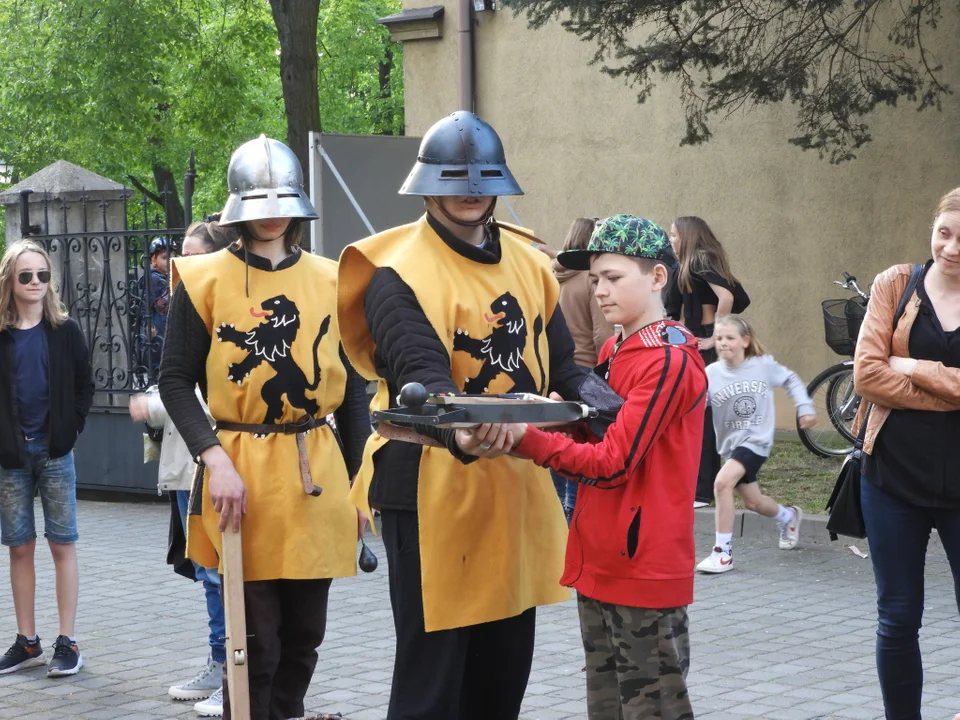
[{"x1": 373, "y1": 382, "x2": 596, "y2": 433}]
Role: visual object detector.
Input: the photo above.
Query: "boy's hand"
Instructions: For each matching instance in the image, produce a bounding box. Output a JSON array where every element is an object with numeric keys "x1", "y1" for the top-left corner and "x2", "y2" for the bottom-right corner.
[
  {"x1": 698, "y1": 337, "x2": 715, "y2": 351},
  {"x1": 456, "y1": 423, "x2": 518, "y2": 458},
  {"x1": 512, "y1": 424, "x2": 528, "y2": 445},
  {"x1": 798, "y1": 414, "x2": 816, "y2": 430}
]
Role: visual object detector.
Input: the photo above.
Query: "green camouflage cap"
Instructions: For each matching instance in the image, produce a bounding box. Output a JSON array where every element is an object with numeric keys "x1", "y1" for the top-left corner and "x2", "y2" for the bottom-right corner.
[{"x1": 557, "y1": 214, "x2": 677, "y2": 272}]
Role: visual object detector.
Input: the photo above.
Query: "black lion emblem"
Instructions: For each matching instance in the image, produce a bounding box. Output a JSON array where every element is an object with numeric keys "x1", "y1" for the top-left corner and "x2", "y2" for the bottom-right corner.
[
  {"x1": 215, "y1": 295, "x2": 331, "y2": 424},
  {"x1": 453, "y1": 291, "x2": 545, "y2": 395}
]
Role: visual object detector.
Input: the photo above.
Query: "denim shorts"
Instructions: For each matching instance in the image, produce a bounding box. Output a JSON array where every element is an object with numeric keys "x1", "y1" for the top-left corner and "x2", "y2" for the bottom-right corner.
[{"x1": 0, "y1": 438, "x2": 79, "y2": 547}]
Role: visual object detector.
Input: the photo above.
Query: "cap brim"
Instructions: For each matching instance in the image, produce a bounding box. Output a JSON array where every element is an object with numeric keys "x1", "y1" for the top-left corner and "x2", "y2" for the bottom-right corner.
[{"x1": 556, "y1": 249, "x2": 593, "y2": 271}]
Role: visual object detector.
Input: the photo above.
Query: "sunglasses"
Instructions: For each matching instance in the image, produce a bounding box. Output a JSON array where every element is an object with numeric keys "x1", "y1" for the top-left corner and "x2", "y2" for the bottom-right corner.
[{"x1": 18, "y1": 270, "x2": 51, "y2": 285}]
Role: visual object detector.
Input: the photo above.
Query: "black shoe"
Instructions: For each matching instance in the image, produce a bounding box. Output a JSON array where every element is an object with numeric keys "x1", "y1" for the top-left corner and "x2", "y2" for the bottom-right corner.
[
  {"x1": 47, "y1": 636, "x2": 82, "y2": 677},
  {"x1": 0, "y1": 634, "x2": 45, "y2": 674}
]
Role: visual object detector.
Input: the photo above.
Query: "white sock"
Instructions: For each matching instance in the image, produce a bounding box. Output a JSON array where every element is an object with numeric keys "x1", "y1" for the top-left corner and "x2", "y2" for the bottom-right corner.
[
  {"x1": 24, "y1": 635, "x2": 38, "y2": 644},
  {"x1": 775, "y1": 505, "x2": 794, "y2": 526},
  {"x1": 715, "y1": 532, "x2": 733, "y2": 554}
]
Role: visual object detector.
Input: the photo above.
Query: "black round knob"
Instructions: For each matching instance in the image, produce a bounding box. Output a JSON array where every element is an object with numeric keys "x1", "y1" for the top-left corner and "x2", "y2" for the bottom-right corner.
[
  {"x1": 399, "y1": 382, "x2": 428, "y2": 409},
  {"x1": 359, "y1": 540, "x2": 378, "y2": 573}
]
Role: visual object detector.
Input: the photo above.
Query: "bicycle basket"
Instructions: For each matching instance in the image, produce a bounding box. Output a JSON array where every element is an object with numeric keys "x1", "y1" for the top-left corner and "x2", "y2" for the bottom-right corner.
[{"x1": 822, "y1": 299, "x2": 866, "y2": 356}]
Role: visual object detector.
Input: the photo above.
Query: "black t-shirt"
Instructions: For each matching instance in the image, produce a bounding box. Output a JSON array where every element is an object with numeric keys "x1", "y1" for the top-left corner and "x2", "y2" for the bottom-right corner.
[
  {"x1": 865, "y1": 268, "x2": 960, "y2": 507},
  {"x1": 665, "y1": 270, "x2": 743, "y2": 337},
  {"x1": 10, "y1": 323, "x2": 49, "y2": 438}
]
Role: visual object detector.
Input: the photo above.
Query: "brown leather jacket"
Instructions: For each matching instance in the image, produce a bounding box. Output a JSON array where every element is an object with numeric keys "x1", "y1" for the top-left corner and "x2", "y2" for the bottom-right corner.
[{"x1": 853, "y1": 263, "x2": 960, "y2": 454}]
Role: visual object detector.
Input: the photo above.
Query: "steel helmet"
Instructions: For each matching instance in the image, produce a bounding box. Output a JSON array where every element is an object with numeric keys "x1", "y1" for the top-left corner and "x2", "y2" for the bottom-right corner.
[
  {"x1": 399, "y1": 111, "x2": 523, "y2": 197},
  {"x1": 219, "y1": 135, "x2": 318, "y2": 226}
]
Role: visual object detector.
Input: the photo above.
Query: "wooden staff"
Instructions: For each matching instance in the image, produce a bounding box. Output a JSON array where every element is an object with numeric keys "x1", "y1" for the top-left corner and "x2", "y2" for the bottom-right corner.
[{"x1": 221, "y1": 528, "x2": 251, "y2": 720}]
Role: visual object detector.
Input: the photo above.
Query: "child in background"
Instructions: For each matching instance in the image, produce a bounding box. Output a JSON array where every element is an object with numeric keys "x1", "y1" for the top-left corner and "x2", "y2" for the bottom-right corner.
[{"x1": 696, "y1": 315, "x2": 816, "y2": 574}]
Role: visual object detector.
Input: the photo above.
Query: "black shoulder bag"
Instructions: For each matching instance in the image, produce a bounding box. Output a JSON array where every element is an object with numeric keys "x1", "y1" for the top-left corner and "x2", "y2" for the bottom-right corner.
[{"x1": 825, "y1": 263, "x2": 923, "y2": 540}]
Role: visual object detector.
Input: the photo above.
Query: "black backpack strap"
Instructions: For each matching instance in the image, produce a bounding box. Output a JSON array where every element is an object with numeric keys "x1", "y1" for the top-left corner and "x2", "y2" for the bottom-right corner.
[{"x1": 893, "y1": 263, "x2": 924, "y2": 330}]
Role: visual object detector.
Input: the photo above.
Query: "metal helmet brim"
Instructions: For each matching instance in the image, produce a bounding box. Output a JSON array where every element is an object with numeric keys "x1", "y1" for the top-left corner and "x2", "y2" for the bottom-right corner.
[
  {"x1": 219, "y1": 135, "x2": 318, "y2": 226},
  {"x1": 398, "y1": 111, "x2": 524, "y2": 198}
]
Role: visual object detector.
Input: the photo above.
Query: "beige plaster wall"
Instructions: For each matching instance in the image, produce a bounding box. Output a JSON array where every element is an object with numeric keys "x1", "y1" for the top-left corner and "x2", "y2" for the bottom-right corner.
[{"x1": 401, "y1": 0, "x2": 960, "y2": 427}]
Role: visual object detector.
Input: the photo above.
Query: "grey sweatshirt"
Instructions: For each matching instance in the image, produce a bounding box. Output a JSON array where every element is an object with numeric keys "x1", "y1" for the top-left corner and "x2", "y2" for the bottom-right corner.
[{"x1": 706, "y1": 355, "x2": 815, "y2": 459}]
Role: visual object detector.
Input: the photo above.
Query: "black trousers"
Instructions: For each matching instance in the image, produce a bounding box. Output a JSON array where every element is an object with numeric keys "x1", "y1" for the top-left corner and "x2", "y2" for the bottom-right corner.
[
  {"x1": 222, "y1": 578, "x2": 332, "y2": 720},
  {"x1": 696, "y1": 346, "x2": 721, "y2": 503},
  {"x1": 381, "y1": 509, "x2": 537, "y2": 720}
]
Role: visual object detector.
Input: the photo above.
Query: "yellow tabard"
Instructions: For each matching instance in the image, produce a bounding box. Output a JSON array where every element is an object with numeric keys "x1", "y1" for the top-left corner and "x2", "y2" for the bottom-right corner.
[
  {"x1": 338, "y1": 215, "x2": 569, "y2": 631},
  {"x1": 173, "y1": 249, "x2": 357, "y2": 581}
]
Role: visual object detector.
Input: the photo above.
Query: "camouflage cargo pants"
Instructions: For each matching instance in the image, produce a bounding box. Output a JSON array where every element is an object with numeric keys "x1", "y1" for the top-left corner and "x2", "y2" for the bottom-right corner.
[{"x1": 578, "y1": 593, "x2": 694, "y2": 720}]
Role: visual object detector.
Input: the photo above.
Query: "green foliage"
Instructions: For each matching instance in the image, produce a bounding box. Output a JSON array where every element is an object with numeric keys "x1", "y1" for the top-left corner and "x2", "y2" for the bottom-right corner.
[
  {"x1": 319, "y1": 0, "x2": 404, "y2": 136},
  {"x1": 0, "y1": 0, "x2": 403, "y2": 221},
  {"x1": 503, "y1": 0, "x2": 949, "y2": 162}
]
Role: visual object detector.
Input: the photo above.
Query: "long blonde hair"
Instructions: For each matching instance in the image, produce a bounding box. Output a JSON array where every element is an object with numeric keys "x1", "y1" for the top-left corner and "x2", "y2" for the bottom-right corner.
[
  {"x1": 562, "y1": 217, "x2": 599, "y2": 251},
  {"x1": 673, "y1": 216, "x2": 738, "y2": 293},
  {"x1": 0, "y1": 240, "x2": 68, "y2": 333},
  {"x1": 715, "y1": 314, "x2": 766, "y2": 358}
]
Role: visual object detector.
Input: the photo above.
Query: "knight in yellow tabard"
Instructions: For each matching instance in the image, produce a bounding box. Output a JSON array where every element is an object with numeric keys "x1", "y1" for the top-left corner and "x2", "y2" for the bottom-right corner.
[
  {"x1": 159, "y1": 137, "x2": 370, "y2": 720},
  {"x1": 338, "y1": 111, "x2": 590, "y2": 720}
]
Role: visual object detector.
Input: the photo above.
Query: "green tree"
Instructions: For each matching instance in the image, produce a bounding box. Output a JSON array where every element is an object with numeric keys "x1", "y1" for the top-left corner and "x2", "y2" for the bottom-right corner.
[
  {"x1": 0, "y1": 0, "x2": 403, "y2": 225},
  {"x1": 502, "y1": 0, "x2": 950, "y2": 162}
]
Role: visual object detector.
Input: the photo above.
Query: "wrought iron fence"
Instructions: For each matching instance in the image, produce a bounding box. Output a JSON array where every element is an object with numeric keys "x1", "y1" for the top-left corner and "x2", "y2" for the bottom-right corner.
[{"x1": 22, "y1": 186, "x2": 189, "y2": 408}]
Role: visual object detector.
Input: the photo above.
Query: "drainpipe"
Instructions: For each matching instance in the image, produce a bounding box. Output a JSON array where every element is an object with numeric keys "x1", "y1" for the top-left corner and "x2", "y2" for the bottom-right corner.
[{"x1": 458, "y1": 0, "x2": 474, "y2": 111}]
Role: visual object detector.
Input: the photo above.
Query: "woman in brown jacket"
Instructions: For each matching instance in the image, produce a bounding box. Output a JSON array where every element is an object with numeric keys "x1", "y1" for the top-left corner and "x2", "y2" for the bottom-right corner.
[
  {"x1": 549, "y1": 217, "x2": 615, "y2": 520},
  {"x1": 853, "y1": 186, "x2": 960, "y2": 720}
]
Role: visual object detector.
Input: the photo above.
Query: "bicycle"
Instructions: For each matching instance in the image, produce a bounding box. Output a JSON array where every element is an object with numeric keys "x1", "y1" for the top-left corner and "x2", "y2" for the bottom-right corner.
[{"x1": 797, "y1": 272, "x2": 869, "y2": 458}]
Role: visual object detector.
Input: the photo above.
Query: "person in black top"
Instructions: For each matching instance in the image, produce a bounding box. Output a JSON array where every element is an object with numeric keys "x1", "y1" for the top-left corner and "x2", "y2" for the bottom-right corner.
[
  {"x1": 0, "y1": 240, "x2": 93, "y2": 678},
  {"x1": 667, "y1": 216, "x2": 749, "y2": 504},
  {"x1": 854, "y1": 186, "x2": 960, "y2": 720}
]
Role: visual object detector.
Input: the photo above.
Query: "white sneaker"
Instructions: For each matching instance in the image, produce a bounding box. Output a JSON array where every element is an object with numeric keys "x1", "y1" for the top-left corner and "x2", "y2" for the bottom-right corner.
[
  {"x1": 696, "y1": 547, "x2": 734, "y2": 573},
  {"x1": 169, "y1": 654, "x2": 223, "y2": 700},
  {"x1": 693, "y1": 501, "x2": 710, "y2": 509},
  {"x1": 779, "y1": 506, "x2": 802, "y2": 550},
  {"x1": 194, "y1": 686, "x2": 223, "y2": 717}
]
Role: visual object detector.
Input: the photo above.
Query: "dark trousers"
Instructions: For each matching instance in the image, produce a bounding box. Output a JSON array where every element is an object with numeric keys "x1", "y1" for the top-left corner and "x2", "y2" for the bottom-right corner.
[
  {"x1": 695, "y1": 347, "x2": 719, "y2": 503},
  {"x1": 861, "y1": 479, "x2": 960, "y2": 720},
  {"x1": 222, "y1": 578, "x2": 332, "y2": 720},
  {"x1": 381, "y1": 509, "x2": 537, "y2": 720}
]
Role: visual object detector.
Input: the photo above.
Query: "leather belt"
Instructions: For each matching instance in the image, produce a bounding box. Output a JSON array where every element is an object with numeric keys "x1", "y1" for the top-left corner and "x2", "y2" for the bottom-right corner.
[{"x1": 215, "y1": 416, "x2": 324, "y2": 496}]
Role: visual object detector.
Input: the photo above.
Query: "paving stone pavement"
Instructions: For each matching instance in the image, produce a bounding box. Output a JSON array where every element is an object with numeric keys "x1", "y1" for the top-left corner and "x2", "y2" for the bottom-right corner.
[{"x1": 0, "y1": 499, "x2": 959, "y2": 719}]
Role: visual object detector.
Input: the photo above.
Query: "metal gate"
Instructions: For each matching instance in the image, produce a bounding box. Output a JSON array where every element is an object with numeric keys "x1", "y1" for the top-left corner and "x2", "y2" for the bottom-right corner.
[{"x1": 18, "y1": 172, "x2": 194, "y2": 493}]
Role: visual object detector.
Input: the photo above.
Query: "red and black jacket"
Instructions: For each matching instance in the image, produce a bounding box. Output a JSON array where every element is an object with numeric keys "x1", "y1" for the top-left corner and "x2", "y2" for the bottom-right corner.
[{"x1": 516, "y1": 320, "x2": 706, "y2": 608}]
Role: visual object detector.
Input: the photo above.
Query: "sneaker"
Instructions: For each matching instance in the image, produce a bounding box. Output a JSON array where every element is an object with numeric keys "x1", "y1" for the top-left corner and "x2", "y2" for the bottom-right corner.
[
  {"x1": 696, "y1": 547, "x2": 734, "y2": 573},
  {"x1": 46, "y1": 636, "x2": 82, "y2": 677},
  {"x1": 693, "y1": 501, "x2": 710, "y2": 509},
  {"x1": 194, "y1": 686, "x2": 224, "y2": 717},
  {"x1": 169, "y1": 654, "x2": 224, "y2": 701},
  {"x1": 0, "y1": 635, "x2": 45, "y2": 674},
  {"x1": 779, "y1": 506, "x2": 803, "y2": 550}
]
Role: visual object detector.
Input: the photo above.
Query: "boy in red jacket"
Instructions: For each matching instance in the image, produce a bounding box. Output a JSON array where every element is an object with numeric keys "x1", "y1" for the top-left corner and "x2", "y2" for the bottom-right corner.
[{"x1": 508, "y1": 215, "x2": 706, "y2": 719}]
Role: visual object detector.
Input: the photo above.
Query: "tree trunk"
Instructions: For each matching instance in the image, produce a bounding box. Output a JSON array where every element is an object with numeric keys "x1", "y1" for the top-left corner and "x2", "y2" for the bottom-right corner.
[
  {"x1": 152, "y1": 164, "x2": 184, "y2": 229},
  {"x1": 269, "y1": 0, "x2": 321, "y2": 194},
  {"x1": 379, "y1": 46, "x2": 394, "y2": 136}
]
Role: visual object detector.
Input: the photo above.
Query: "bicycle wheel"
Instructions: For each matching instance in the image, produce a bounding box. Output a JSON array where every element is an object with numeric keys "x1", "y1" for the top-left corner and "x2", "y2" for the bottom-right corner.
[{"x1": 797, "y1": 362, "x2": 859, "y2": 458}]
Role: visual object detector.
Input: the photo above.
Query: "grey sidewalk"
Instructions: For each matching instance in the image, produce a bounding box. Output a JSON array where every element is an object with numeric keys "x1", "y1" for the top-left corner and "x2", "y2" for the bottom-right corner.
[{"x1": 0, "y1": 499, "x2": 958, "y2": 719}]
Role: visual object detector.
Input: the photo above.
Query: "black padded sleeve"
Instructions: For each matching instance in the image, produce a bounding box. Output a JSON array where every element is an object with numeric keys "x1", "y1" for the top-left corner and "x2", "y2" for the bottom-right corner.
[
  {"x1": 333, "y1": 345, "x2": 372, "y2": 477},
  {"x1": 546, "y1": 304, "x2": 590, "y2": 400},
  {"x1": 363, "y1": 267, "x2": 475, "y2": 464},
  {"x1": 159, "y1": 284, "x2": 218, "y2": 459}
]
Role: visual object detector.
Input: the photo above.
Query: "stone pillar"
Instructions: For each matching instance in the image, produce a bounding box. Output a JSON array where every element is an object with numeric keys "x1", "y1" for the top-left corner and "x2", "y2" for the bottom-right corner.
[{"x1": 0, "y1": 162, "x2": 135, "y2": 408}]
